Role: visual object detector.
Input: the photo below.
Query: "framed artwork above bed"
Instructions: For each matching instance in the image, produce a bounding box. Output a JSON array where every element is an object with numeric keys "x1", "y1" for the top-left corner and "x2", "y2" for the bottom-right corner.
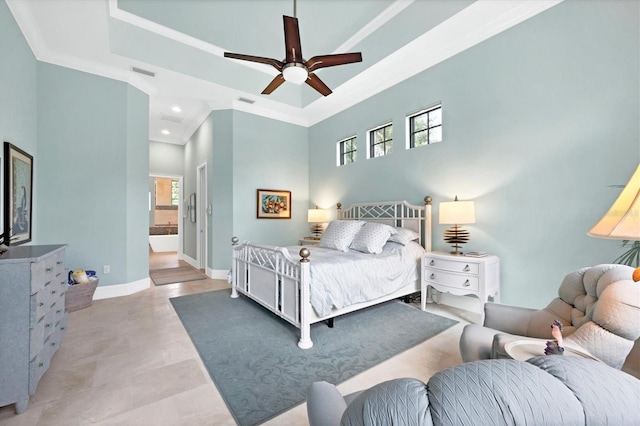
[{"x1": 257, "y1": 189, "x2": 291, "y2": 219}]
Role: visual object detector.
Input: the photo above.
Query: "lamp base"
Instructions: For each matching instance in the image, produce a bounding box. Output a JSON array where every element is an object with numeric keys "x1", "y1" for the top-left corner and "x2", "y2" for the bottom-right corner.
[
  {"x1": 310, "y1": 223, "x2": 324, "y2": 240},
  {"x1": 443, "y1": 225, "x2": 470, "y2": 255}
]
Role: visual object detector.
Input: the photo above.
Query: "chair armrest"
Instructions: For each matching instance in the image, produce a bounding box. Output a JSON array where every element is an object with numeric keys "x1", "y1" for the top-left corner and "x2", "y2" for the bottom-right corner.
[
  {"x1": 307, "y1": 381, "x2": 348, "y2": 426},
  {"x1": 484, "y1": 303, "x2": 538, "y2": 335}
]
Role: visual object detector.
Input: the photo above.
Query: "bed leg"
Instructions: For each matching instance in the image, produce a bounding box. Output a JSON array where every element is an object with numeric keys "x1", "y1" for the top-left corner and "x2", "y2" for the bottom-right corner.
[
  {"x1": 326, "y1": 318, "x2": 334, "y2": 328},
  {"x1": 298, "y1": 325, "x2": 313, "y2": 349}
]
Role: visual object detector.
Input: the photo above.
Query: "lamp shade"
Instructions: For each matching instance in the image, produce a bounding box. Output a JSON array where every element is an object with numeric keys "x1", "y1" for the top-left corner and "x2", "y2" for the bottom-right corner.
[
  {"x1": 588, "y1": 164, "x2": 640, "y2": 240},
  {"x1": 308, "y1": 208, "x2": 329, "y2": 223},
  {"x1": 439, "y1": 199, "x2": 476, "y2": 225}
]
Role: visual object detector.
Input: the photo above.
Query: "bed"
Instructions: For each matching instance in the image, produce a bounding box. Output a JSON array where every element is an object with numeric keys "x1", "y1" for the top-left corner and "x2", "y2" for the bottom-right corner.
[{"x1": 230, "y1": 197, "x2": 432, "y2": 349}]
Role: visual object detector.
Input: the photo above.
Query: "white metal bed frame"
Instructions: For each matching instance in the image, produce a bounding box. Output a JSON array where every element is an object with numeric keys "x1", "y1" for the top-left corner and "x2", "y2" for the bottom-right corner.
[{"x1": 230, "y1": 197, "x2": 432, "y2": 349}]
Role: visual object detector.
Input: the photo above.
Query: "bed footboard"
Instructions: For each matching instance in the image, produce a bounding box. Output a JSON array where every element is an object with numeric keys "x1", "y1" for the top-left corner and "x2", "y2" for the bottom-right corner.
[{"x1": 231, "y1": 238, "x2": 314, "y2": 349}]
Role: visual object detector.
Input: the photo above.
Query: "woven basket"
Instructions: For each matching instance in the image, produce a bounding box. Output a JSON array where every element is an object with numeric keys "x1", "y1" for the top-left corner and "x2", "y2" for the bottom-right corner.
[{"x1": 65, "y1": 278, "x2": 99, "y2": 312}]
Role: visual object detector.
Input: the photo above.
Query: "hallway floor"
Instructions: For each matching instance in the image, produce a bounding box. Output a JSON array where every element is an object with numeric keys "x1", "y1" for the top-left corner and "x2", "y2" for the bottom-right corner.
[{"x1": 0, "y1": 251, "x2": 476, "y2": 425}]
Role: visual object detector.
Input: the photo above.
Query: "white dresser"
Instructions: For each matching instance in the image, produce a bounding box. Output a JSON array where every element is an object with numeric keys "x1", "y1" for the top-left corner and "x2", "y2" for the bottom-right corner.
[
  {"x1": 421, "y1": 251, "x2": 500, "y2": 317},
  {"x1": 0, "y1": 245, "x2": 68, "y2": 414}
]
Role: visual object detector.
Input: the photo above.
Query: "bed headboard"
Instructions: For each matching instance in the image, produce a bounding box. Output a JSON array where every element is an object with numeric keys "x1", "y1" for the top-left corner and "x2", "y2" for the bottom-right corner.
[{"x1": 336, "y1": 197, "x2": 432, "y2": 251}]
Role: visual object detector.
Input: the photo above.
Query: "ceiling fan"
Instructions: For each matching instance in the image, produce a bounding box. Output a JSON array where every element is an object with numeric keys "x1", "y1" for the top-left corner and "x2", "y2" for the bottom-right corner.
[{"x1": 223, "y1": 2, "x2": 362, "y2": 96}]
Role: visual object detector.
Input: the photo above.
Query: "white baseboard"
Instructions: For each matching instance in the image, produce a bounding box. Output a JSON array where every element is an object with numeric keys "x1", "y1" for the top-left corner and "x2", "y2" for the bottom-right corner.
[
  {"x1": 207, "y1": 268, "x2": 229, "y2": 280},
  {"x1": 93, "y1": 277, "x2": 150, "y2": 300},
  {"x1": 182, "y1": 253, "x2": 198, "y2": 268}
]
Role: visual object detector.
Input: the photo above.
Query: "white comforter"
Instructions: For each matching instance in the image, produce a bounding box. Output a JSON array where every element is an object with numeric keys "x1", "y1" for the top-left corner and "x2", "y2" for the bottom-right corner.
[{"x1": 293, "y1": 241, "x2": 425, "y2": 317}]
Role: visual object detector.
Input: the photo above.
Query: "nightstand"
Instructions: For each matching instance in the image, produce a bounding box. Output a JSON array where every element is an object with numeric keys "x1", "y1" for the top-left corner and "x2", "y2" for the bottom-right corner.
[
  {"x1": 299, "y1": 237, "x2": 321, "y2": 246},
  {"x1": 421, "y1": 251, "x2": 500, "y2": 317}
]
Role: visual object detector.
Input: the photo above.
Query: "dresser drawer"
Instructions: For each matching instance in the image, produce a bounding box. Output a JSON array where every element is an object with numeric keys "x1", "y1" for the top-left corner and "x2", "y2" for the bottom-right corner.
[
  {"x1": 30, "y1": 291, "x2": 48, "y2": 324},
  {"x1": 29, "y1": 318, "x2": 45, "y2": 360},
  {"x1": 30, "y1": 262, "x2": 46, "y2": 295},
  {"x1": 53, "y1": 251, "x2": 65, "y2": 276},
  {"x1": 28, "y1": 353, "x2": 49, "y2": 395},
  {"x1": 424, "y1": 257, "x2": 479, "y2": 275},
  {"x1": 424, "y1": 269, "x2": 479, "y2": 291}
]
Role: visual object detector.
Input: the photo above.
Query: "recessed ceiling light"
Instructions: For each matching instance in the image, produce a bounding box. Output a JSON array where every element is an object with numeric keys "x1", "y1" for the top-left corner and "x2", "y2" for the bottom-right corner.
[
  {"x1": 171, "y1": 106, "x2": 182, "y2": 113},
  {"x1": 161, "y1": 129, "x2": 170, "y2": 135}
]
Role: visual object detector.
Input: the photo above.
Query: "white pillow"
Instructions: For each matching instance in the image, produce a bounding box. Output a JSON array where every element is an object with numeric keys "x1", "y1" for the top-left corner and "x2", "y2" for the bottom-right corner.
[
  {"x1": 319, "y1": 220, "x2": 366, "y2": 252},
  {"x1": 388, "y1": 227, "x2": 420, "y2": 245},
  {"x1": 350, "y1": 222, "x2": 397, "y2": 254}
]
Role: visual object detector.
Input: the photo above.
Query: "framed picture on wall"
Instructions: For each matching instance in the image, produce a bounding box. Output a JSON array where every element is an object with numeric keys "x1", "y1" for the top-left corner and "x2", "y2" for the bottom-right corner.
[
  {"x1": 3, "y1": 142, "x2": 33, "y2": 245},
  {"x1": 257, "y1": 189, "x2": 291, "y2": 219}
]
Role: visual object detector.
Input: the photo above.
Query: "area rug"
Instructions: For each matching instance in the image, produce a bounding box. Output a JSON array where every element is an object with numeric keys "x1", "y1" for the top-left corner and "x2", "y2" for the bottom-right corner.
[
  {"x1": 170, "y1": 289, "x2": 458, "y2": 425},
  {"x1": 150, "y1": 265, "x2": 207, "y2": 286}
]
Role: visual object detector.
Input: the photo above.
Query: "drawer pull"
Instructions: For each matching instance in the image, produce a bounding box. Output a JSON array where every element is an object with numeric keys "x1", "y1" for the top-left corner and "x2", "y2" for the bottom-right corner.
[
  {"x1": 61, "y1": 326, "x2": 66, "y2": 331},
  {"x1": 38, "y1": 362, "x2": 44, "y2": 368},
  {"x1": 430, "y1": 273, "x2": 435, "y2": 280},
  {"x1": 463, "y1": 279, "x2": 471, "y2": 287},
  {"x1": 45, "y1": 323, "x2": 52, "y2": 328},
  {"x1": 56, "y1": 309, "x2": 62, "y2": 314},
  {"x1": 51, "y1": 290, "x2": 57, "y2": 295},
  {"x1": 39, "y1": 302, "x2": 44, "y2": 307},
  {"x1": 429, "y1": 260, "x2": 435, "y2": 266},
  {"x1": 51, "y1": 342, "x2": 56, "y2": 347},
  {"x1": 56, "y1": 261, "x2": 63, "y2": 265},
  {"x1": 46, "y1": 267, "x2": 54, "y2": 272},
  {"x1": 463, "y1": 265, "x2": 471, "y2": 272}
]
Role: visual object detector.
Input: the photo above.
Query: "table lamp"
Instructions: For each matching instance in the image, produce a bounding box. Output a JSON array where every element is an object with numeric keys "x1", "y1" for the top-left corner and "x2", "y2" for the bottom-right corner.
[
  {"x1": 308, "y1": 207, "x2": 329, "y2": 240},
  {"x1": 588, "y1": 163, "x2": 640, "y2": 268},
  {"x1": 439, "y1": 196, "x2": 476, "y2": 255}
]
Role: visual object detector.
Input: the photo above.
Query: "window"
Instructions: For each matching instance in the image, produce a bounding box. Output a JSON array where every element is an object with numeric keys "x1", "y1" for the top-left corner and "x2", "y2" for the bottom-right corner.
[
  {"x1": 368, "y1": 123, "x2": 393, "y2": 158},
  {"x1": 338, "y1": 136, "x2": 357, "y2": 166},
  {"x1": 408, "y1": 104, "x2": 442, "y2": 148},
  {"x1": 171, "y1": 180, "x2": 179, "y2": 205}
]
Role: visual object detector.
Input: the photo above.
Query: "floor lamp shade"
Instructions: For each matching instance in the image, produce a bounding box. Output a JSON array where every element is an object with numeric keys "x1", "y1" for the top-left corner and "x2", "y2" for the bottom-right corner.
[{"x1": 588, "y1": 164, "x2": 640, "y2": 240}]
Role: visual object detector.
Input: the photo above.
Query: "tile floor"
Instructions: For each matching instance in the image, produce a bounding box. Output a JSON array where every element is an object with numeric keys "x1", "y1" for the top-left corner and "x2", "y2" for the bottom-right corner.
[{"x1": 0, "y1": 252, "x2": 478, "y2": 426}]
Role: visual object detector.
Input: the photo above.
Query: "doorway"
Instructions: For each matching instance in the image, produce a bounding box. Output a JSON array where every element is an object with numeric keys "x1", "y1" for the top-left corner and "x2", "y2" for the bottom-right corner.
[{"x1": 149, "y1": 174, "x2": 184, "y2": 267}]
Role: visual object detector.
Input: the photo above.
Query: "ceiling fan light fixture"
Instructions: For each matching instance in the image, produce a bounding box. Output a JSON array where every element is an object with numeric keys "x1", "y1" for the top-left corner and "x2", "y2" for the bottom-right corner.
[{"x1": 282, "y1": 63, "x2": 308, "y2": 85}]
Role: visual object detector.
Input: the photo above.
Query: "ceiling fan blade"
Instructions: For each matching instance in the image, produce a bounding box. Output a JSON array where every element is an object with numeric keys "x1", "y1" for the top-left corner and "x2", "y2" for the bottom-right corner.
[
  {"x1": 306, "y1": 73, "x2": 332, "y2": 96},
  {"x1": 224, "y1": 52, "x2": 284, "y2": 72},
  {"x1": 283, "y1": 16, "x2": 303, "y2": 63},
  {"x1": 306, "y1": 53, "x2": 363, "y2": 73},
  {"x1": 261, "y1": 74, "x2": 286, "y2": 95}
]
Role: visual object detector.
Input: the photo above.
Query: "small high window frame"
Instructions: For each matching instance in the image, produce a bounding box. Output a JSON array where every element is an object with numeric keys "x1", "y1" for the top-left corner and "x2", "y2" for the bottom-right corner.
[
  {"x1": 337, "y1": 136, "x2": 357, "y2": 166},
  {"x1": 406, "y1": 104, "x2": 442, "y2": 149},
  {"x1": 367, "y1": 122, "x2": 393, "y2": 159}
]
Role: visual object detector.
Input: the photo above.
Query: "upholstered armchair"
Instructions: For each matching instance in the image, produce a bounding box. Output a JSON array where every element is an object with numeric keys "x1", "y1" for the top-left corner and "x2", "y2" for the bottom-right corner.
[{"x1": 459, "y1": 264, "x2": 640, "y2": 378}]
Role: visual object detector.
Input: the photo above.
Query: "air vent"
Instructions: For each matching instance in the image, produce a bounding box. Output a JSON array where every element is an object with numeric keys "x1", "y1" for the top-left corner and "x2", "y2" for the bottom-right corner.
[
  {"x1": 160, "y1": 114, "x2": 184, "y2": 124},
  {"x1": 238, "y1": 97, "x2": 255, "y2": 104},
  {"x1": 131, "y1": 66, "x2": 155, "y2": 77}
]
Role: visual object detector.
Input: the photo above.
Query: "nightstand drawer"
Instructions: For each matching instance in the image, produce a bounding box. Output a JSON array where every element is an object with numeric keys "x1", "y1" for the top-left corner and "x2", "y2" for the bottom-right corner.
[
  {"x1": 425, "y1": 257, "x2": 479, "y2": 275},
  {"x1": 424, "y1": 269, "x2": 479, "y2": 291}
]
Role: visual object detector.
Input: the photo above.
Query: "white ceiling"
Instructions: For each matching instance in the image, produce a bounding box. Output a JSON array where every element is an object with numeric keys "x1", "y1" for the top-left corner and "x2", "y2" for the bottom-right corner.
[{"x1": 6, "y1": 0, "x2": 562, "y2": 145}]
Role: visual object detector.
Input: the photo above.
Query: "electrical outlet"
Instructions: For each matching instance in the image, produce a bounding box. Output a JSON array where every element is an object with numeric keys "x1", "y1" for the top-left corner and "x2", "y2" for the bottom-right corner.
[{"x1": 103, "y1": 265, "x2": 110, "y2": 274}]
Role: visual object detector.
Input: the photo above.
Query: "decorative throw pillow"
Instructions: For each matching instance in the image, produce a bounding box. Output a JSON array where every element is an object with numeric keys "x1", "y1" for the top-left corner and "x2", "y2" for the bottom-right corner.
[
  {"x1": 388, "y1": 227, "x2": 420, "y2": 245},
  {"x1": 319, "y1": 220, "x2": 366, "y2": 252},
  {"x1": 350, "y1": 222, "x2": 397, "y2": 254}
]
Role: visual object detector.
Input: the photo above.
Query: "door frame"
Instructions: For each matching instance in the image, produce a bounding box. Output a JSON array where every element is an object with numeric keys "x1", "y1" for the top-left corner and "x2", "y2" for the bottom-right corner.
[{"x1": 196, "y1": 163, "x2": 208, "y2": 270}]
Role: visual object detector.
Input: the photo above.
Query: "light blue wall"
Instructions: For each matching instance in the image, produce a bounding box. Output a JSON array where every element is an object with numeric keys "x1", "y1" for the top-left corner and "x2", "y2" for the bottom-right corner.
[
  {"x1": 309, "y1": 0, "x2": 639, "y2": 308},
  {"x1": 182, "y1": 113, "x2": 214, "y2": 261},
  {"x1": 210, "y1": 110, "x2": 234, "y2": 270},
  {"x1": 183, "y1": 110, "x2": 308, "y2": 270},
  {"x1": 232, "y1": 111, "x2": 309, "y2": 246},
  {"x1": 0, "y1": 0, "x2": 37, "y2": 239},
  {"x1": 149, "y1": 141, "x2": 185, "y2": 176},
  {"x1": 36, "y1": 63, "x2": 149, "y2": 286}
]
